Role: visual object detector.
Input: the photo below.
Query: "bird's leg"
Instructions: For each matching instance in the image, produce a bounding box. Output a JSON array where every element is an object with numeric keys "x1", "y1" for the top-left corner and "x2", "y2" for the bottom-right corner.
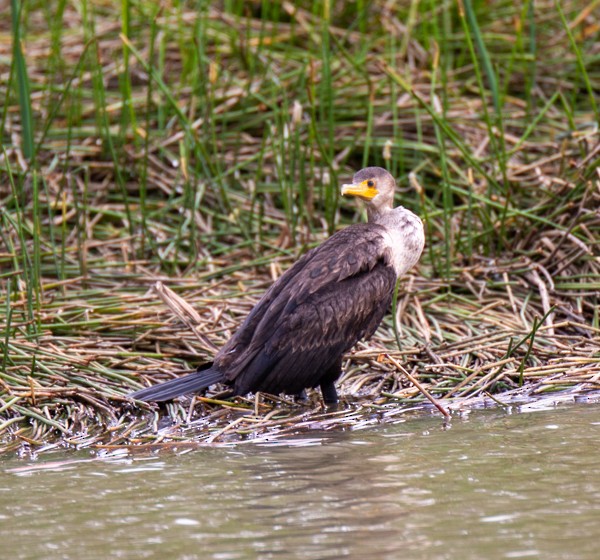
[
  {"x1": 320, "y1": 381, "x2": 339, "y2": 404},
  {"x1": 294, "y1": 389, "x2": 308, "y2": 401},
  {"x1": 319, "y1": 358, "x2": 342, "y2": 404}
]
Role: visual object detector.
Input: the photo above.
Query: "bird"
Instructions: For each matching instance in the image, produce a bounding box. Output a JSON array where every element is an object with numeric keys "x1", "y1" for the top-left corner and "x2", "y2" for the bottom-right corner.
[{"x1": 129, "y1": 167, "x2": 425, "y2": 404}]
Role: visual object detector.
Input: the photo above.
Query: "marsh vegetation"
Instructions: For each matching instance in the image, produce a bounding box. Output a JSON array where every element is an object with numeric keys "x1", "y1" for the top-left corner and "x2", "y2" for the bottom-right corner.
[{"x1": 0, "y1": 0, "x2": 599, "y2": 454}]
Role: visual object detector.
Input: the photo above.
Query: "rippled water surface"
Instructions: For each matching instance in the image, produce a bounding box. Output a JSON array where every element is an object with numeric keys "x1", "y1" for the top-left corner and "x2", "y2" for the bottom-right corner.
[{"x1": 2, "y1": 404, "x2": 599, "y2": 559}]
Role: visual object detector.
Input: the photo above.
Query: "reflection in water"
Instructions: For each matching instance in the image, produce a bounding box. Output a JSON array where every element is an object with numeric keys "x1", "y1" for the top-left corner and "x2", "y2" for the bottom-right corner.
[{"x1": 1, "y1": 405, "x2": 600, "y2": 559}]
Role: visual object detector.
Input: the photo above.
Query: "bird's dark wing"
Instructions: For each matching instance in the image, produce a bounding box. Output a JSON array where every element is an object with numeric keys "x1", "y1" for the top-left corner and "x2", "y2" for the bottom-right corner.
[
  {"x1": 236, "y1": 261, "x2": 396, "y2": 396},
  {"x1": 216, "y1": 223, "x2": 396, "y2": 395}
]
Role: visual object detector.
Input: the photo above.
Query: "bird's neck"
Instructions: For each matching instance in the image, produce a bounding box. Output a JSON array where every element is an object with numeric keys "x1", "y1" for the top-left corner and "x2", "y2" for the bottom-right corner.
[{"x1": 367, "y1": 204, "x2": 393, "y2": 224}]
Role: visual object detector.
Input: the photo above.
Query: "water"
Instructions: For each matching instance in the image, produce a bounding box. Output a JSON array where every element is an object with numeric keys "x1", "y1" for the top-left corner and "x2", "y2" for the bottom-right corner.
[{"x1": 2, "y1": 404, "x2": 599, "y2": 560}]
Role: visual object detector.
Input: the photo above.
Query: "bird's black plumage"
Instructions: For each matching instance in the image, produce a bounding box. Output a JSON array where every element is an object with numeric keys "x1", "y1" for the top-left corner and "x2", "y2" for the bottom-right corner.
[{"x1": 129, "y1": 167, "x2": 424, "y2": 404}]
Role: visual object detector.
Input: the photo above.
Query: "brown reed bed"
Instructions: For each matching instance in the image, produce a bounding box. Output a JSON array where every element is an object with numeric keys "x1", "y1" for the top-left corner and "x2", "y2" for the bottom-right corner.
[{"x1": 1, "y1": 255, "x2": 598, "y2": 457}]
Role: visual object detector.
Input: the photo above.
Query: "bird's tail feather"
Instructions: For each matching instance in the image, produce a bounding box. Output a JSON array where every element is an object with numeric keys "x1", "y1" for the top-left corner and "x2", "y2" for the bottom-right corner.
[{"x1": 129, "y1": 365, "x2": 223, "y2": 402}]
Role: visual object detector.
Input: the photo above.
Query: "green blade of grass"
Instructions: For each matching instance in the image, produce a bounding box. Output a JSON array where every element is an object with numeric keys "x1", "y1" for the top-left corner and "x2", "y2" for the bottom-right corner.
[
  {"x1": 556, "y1": 0, "x2": 599, "y2": 122},
  {"x1": 10, "y1": 0, "x2": 34, "y2": 161}
]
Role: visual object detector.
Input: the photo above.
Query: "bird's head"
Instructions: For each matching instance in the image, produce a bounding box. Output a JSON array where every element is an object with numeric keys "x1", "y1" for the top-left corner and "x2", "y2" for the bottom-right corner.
[{"x1": 341, "y1": 167, "x2": 397, "y2": 219}]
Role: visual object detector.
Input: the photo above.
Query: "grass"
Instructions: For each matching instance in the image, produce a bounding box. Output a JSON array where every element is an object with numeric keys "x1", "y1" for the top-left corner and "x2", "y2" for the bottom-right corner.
[{"x1": 0, "y1": 0, "x2": 599, "y2": 455}]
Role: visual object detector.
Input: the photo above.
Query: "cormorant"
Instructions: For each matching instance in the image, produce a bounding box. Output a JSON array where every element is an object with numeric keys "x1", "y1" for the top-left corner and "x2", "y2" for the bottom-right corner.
[{"x1": 129, "y1": 167, "x2": 424, "y2": 404}]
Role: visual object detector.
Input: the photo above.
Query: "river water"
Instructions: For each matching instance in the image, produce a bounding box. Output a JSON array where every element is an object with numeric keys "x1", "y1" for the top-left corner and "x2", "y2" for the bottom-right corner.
[{"x1": 1, "y1": 402, "x2": 599, "y2": 559}]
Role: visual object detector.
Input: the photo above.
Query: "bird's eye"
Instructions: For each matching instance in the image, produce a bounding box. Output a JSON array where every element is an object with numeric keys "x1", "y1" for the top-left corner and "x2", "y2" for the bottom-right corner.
[{"x1": 367, "y1": 180, "x2": 375, "y2": 188}]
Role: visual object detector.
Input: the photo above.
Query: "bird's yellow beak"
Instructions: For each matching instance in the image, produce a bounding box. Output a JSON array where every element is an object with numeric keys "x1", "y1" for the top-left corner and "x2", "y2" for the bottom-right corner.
[{"x1": 340, "y1": 180, "x2": 378, "y2": 200}]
